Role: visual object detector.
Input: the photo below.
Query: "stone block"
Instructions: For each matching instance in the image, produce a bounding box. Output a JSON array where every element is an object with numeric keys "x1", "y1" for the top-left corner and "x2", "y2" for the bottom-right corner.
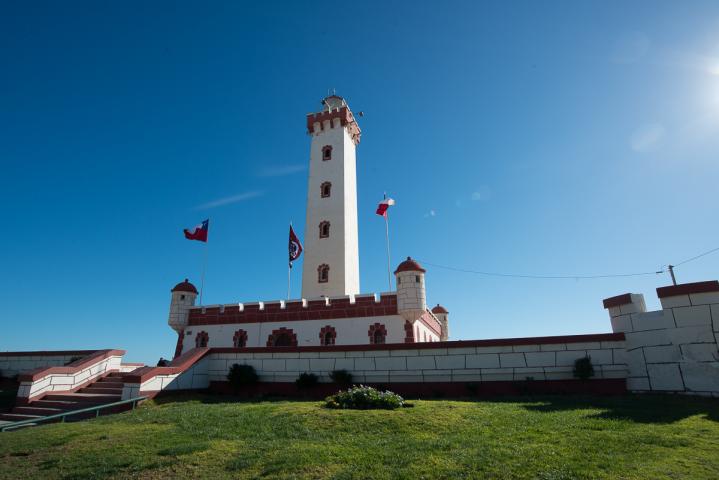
[
  {"x1": 631, "y1": 310, "x2": 675, "y2": 332},
  {"x1": 435, "y1": 355, "x2": 465, "y2": 370},
  {"x1": 389, "y1": 349, "x2": 419, "y2": 357},
  {"x1": 333, "y1": 358, "x2": 355, "y2": 371},
  {"x1": 612, "y1": 348, "x2": 628, "y2": 364},
  {"x1": 419, "y1": 348, "x2": 447, "y2": 356},
  {"x1": 540, "y1": 343, "x2": 567, "y2": 352},
  {"x1": 499, "y1": 353, "x2": 526, "y2": 368},
  {"x1": 364, "y1": 350, "x2": 391, "y2": 357},
  {"x1": 586, "y1": 349, "x2": 613, "y2": 365},
  {"x1": 610, "y1": 314, "x2": 633, "y2": 333},
  {"x1": 421, "y1": 371, "x2": 453, "y2": 382},
  {"x1": 406, "y1": 356, "x2": 436, "y2": 370},
  {"x1": 524, "y1": 352, "x2": 556, "y2": 367},
  {"x1": 660, "y1": 294, "x2": 691, "y2": 309},
  {"x1": 452, "y1": 373, "x2": 483, "y2": 382},
  {"x1": 643, "y1": 345, "x2": 681, "y2": 363},
  {"x1": 689, "y1": 292, "x2": 719, "y2": 306},
  {"x1": 673, "y1": 305, "x2": 712, "y2": 328},
  {"x1": 261, "y1": 359, "x2": 286, "y2": 372},
  {"x1": 287, "y1": 358, "x2": 310, "y2": 372},
  {"x1": 566, "y1": 342, "x2": 601, "y2": 351},
  {"x1": 625, "y1": 329, "x2": 670, "y2": 350},
  {"x1": 625, "y1": 349, "x2": 648, "y2": 376},
  {"x1": 543, "y1": 366, "x2": 573, "y2": 380},
  {"x1": 627, "y1": 377, "x2": 650, "y2": 391},
  {"x1": 346, "y1": 351, "x2": 365, "y2": 358},
  {"x1": 446, "y1": 347, "x2": 477, "y2": 355},
  {"x1": 601, "y1": 341, "x2": 625, "y2": 349},
  {"x1": 309, "y1": 358, "x2": 336, "y2": 371},
  {"x1": 600, "y1": 365, "x2": 628, "y2": 379},
  {"x1": 465, "y1": 354, "x2": 500, "y2": 369},
  {"x1": 647, "y1": 363, "x2": 685, "y2": 391},
  {"x1": 319, "y1": 351, "x2": 344, "y2": 358},
  {"x1": 208, "y1": 359, "x2": 227, "y2": 372},
  {"x1": 389, "y1": 372, "x2": 423, "y2": 383},
  {"x1": 713, "y1": 305, "x2": 719, "y2": 332},
  {"x1": 253, "y1": 353, "x2": 274, "y2": 359},
  {"x1": 556, "y1": 350, "x2": 587, "y2": 367},
  {"x1": 671, "y1": 326, "x2": 715, "y2": 345},
  {"x1": 475, "y1": 346, "x2": 513, "y2": 354},
  {"x1": 298, "y1": 352, "x2": 320, "y2": 358},
  {"x1": 480, "y1": 368, "x2": 514, "y2": 381},
  {"x1": 680, "y1": 363, "x2": 719, "y2": 393},
  {"x1": 272, "y1": 352, "x2": 300, "y2": 359},
  {"x1": 512, "y1": 344, "x2": 540, "y2": 353},
  {"x1": 354, "y1": 358, "x2": 375, "y2": 370},
  {"x1": 680, "y1": 344, "x2": 719, "y2": 362},
  {"x1": 375, "y1": 357, "x2": 407, "y2": 371}
]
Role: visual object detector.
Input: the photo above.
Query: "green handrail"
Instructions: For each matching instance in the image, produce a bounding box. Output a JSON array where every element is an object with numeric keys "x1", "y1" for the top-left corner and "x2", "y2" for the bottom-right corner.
[{"x1": 0, "y1": 396, "x2": 148, "y2": 432}]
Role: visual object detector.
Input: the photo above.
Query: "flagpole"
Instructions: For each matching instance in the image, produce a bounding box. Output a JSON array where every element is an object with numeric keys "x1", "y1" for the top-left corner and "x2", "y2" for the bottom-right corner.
[
  {"x1": 287, "y1": 222, "x2": 292, "y2": 300},
  {"x1": 384, "y1": 194, "x2": 392, "y2": 292},
  {"x1": 199, "y1": 223, "x2": 209, "y2": 306}
]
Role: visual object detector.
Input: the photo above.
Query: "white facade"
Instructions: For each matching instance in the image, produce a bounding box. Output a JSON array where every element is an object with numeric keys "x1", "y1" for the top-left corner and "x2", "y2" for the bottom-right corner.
[{"x1": 301, "y1": 96, "x2": 361, "y2": 298}]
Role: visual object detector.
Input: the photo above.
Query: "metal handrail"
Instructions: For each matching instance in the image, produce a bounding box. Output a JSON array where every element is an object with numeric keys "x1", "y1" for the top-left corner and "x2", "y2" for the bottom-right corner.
[{"x1": 0, "y1": 396, "x2": 148, "y2": 432}]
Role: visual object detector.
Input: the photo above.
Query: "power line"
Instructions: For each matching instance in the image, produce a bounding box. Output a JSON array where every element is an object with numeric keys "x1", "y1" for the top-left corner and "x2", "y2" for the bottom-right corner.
[
  {"x1": 674, "y1": 246, "x2": 719, "y2": 267},
  {"x1": 416, "y1": 260, "x2": 662, "y2": 280}
]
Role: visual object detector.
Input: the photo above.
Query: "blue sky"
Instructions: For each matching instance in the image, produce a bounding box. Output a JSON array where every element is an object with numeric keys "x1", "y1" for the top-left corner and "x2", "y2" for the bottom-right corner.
[{"x1": 2, "y1": 1, "x2": 719, "y2": 364}]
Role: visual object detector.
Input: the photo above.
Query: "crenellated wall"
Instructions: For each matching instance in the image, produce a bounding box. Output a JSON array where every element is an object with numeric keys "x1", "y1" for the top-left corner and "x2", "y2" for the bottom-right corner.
[{"x1": 604, "y1": 281, "x2": 719, "y2": 396}]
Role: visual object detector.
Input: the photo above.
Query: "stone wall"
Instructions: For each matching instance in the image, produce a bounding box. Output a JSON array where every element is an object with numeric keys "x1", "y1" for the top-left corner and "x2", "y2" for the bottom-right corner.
[
  {"x1": 0, "y1": 350, "x2": 97, "y2": 378},
  {"x1": 604, "y1": 280, "x2": 719, "y2": 396}
]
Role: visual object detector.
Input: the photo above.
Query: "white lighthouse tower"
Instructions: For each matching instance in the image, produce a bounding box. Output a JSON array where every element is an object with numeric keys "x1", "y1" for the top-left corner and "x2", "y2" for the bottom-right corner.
[{"x1": 301, "y1": 95, "x2": 362, "y2": 298}]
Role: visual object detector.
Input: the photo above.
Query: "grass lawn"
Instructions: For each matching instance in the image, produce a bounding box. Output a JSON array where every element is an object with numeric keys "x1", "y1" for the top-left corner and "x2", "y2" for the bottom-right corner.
[{"x1": 0, "y1": 393, "x2": 718, "y2": 479}]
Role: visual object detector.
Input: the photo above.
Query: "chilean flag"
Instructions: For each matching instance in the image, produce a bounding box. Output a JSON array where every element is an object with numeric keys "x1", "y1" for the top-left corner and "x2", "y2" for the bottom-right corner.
[
  {"x1": 184, "y1": 219, "x2": 209, "y2": 242},
  {"x1": 376, "y1": 196, "x2": 395, "y2": 217}
]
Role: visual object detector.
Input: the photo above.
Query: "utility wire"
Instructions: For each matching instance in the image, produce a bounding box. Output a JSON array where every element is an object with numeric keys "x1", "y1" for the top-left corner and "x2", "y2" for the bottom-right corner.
[
  {"x1": 415, "y1": 260, "x2": 663, "y2": 280},
  {"x1": 416, "y1": 245, "x2": 719, "y2": 281}
]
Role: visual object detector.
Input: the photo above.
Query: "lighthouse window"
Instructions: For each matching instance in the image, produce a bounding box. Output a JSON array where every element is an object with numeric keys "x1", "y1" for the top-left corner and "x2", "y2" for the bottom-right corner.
[
  {"x1": 321, "y1": 182, "x2": 332, "y2": 198},
  {"x1": 318, "y1": 264, "x2": 330, "y2": 283},
  {"x1": 180, "y1": 295, "x2": 185, "y2": 300},
  {"x1": 415, "y1": 276, "x2": 420, "y2": 283},
  {"x1": 322, "y1": 145, "x2": 332, "y2": 161},
  {"x1": 319, "y1": 221, "x2": 330, "y2": 238}
]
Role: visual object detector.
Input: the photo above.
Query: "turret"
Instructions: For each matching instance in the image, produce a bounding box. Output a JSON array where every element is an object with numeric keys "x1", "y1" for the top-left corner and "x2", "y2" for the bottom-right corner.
[
  {"x1": 431, "y1": 304, "x2": 450, "y2": 341},
  {"x1": 168, "y1": 279, "x2": 198, "y2": 333},
  {"x1": 394, "y1": 257, "x2": 427, "y2": 323}
]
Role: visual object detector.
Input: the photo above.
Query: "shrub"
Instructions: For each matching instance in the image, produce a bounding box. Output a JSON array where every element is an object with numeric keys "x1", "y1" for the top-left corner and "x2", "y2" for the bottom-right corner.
[
  {"x1": 295, "y1": 372, "x2": 319, "y2": 389},
  {"x1": 325, "y1": 385, "x2": 405, "y2": 410},
  {"x1": 573, "y1": 356, "x2": 594, "y2": 380},
  {"x1": 329, "y1": 369, "x2": 353, "y2": 386},
  {"x1": 227, "y1": 364, "x2": 259, "y2": 392}
]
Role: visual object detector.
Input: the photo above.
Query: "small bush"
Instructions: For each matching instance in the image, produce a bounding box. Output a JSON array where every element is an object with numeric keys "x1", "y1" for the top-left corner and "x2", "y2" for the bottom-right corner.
[
  {"x1": 325, "y1": 385, "x2": 405, "y2": 410},
  {"x1": 573, "y1": 356, "x2": 594, "y2": 380},
  {"x1": 295, "y1": 372, "x2": 319, "y2": 389},
  {"x1": 329, "y1": 369, "x2": 353, "y2": 386},
  {"x1": 227, "y1": 364, "x2": 259, "y2": 392}
]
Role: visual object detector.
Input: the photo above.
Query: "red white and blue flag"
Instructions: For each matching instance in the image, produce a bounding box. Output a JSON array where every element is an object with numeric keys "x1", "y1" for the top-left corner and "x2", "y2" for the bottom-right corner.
[
  {"x1": 376, "y1": 196, "x2": 395, "y2": 217},
  {"x1": 288, "y1": 225, "x2": 303, "y2": 268},
  {"x1": 184, "y1": 219, "x2": 209, "y2": 242}
]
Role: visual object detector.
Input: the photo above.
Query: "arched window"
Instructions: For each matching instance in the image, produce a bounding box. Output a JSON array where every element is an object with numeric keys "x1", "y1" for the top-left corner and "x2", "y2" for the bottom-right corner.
[
  {"x1": 233, "y1": 329, "x2": 248, "y2": 348},
  {"x1": 195, "y1": 331, "x2": 209, "y2": 348},
  {"x1": 322, "y1": 145, "x2": 332, "y2": 161},
  {"x1": 266, "y1": 327, "x2": 297, "y2": 347},
  {"x1": 318, "y1": 264, "x2": 329, "y2": 283},
  {"x1": 319, "y1": 221, "x2": 330, "y2": 238},
  {"x1": 368, "y1": 323, "x2": 387, "y2": 344},
  {"x1": 319, "y1": 325, "x2": 336, "y2": 346},
  {"x1": 320, "y1": 182, "x2": 332, "y2": 198}
]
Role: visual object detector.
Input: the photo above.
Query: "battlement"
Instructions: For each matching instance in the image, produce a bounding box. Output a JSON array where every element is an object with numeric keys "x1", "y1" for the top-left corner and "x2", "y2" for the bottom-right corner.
[
  {"x1": 188, "y1": 293, "x2": 397, "y2": 326},
  {"x1": 306, "y1": 106, "x2": 361, "y2": 144}
]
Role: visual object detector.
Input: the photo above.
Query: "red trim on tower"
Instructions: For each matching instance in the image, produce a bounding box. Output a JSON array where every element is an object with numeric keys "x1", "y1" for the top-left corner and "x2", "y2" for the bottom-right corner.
[
  {"x1": 173, "y1": 331, "x2": 185, "y2": 359},
  {"x1": 404, "y1": 320, "x2": 415, "y2": 343}
]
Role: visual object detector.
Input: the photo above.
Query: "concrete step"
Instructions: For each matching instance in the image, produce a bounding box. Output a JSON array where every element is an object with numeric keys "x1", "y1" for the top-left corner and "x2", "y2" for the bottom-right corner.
[
  {"x1": 0, "y1": 413, "x2": 42, "y2": 422},
  {"x1": 95, "y1": 380, "x2": 125, "y2": 388},
  {"x1": 30, "y1": 399, "x2": 95, "y2": 409},
  {"x1": 13, "y1": 406, "x2": 64, "y2": 416},
  {"x1": 43, "y1": 393, "x2": 120, "y2": 403},
  {"x1": 79, "y1": 387, "x2": 123, "y2": 395},
  {"x1": 106, "y1": 372, "x2": 127, "y2": 378}
]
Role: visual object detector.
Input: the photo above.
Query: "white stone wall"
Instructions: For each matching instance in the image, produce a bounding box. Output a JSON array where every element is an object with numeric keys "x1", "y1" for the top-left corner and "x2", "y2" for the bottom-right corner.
[
  {"x1": 121, "y1": 357, "x2": 210, "y2": 400},
  {"x1": 17, "y1": 353, "x2": 123, "y2": 400},
  {"x1": 301, "y1": 114, "x2": 360, "y2": 298},
  {"x1": 0, "y1": 352, "x2": 92, "y2": 378},
  {"x1": 608, "y1": 292, "x2": 719, "y2": 396},
  {"x1": 181, "y1": 314, "x2": 406, "y2": 354},
  {"x1": 206, "y1": 340, "x2": 625, "y2": 384},
  {"x1": 413, "y1": 319, "x2": 440, "y2": 343}
]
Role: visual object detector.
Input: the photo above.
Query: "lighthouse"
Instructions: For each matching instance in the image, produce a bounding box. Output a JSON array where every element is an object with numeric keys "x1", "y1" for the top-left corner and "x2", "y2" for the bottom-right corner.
[{"x1": 301, "y1": 95, "x2": 362, "y2": 298}]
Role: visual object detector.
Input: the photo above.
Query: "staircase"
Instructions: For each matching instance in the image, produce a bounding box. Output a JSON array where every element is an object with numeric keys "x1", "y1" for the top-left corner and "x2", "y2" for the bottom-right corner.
[{"x1": 0, "y1": 371, "x2": 127, "y2": 423}]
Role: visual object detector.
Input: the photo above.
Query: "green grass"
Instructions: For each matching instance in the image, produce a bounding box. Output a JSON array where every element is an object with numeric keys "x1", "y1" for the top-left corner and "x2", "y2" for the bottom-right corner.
[{"x1": 1, "y1": 393, "x2": 718, "y2": 479}]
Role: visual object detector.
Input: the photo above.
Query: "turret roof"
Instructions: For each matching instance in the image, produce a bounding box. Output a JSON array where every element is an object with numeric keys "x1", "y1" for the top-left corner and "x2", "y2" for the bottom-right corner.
[
  {"x1": 172, "y1": 279, "x2": 198, "y2": 294},
  {"x1": 394, "y1": 257, "x2": 426, "y2": 274}
]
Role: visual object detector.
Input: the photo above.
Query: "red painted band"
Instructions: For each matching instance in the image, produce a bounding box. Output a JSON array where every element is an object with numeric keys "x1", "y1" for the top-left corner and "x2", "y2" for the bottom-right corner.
[
  {"x1": 602, "y1": 293, "x2": 634, "y2": 309},
  {"x1": 656, "y1": 280, "x2": 719, "y2": 298}
]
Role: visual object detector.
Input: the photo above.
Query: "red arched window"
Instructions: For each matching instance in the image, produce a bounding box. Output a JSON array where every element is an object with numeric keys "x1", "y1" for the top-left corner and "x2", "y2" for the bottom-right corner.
[
  {"x1": 195, "y1": 331, "x2": 209, "y2": 348},
  {"x1": 318, "y1": 264, "x2": 329, "y2": 283},
  {"x1": 233, "y1": 329, "x2": 248, "y2": 348},
  {"x1": 319, "y1": 221, "x2": 330, "y2": 238},
  {"x1": 266, "y1": 327, "x2": 297, "y2": 347},
  {"x1": 322, "y1": 145, "x2": 332, "y2": 161},
  {"x1": 368, "y1": 323, "x2": 387, "y2": 344},
  {"x1": 319, "y1": 325, "x2": 336, "y2": 346},
  {"x1": 320, "y1": 182, "x2": 332, "y2": 198}
]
